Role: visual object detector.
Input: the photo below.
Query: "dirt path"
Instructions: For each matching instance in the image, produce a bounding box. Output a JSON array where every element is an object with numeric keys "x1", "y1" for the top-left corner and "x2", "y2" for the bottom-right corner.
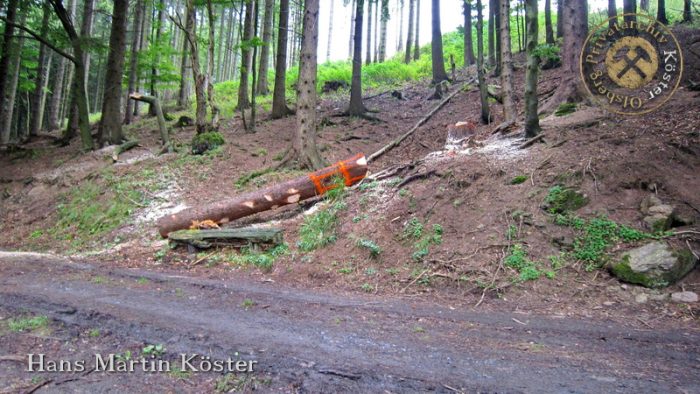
[{"x1": 0, "y1": 253, "x2": 698, "y2": 393}]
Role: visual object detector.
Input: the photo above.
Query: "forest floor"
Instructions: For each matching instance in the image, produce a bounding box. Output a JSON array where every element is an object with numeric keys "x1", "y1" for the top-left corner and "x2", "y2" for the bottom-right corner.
[{"x1": 1, "y1": 62, "x2": 699, "y2": 392}]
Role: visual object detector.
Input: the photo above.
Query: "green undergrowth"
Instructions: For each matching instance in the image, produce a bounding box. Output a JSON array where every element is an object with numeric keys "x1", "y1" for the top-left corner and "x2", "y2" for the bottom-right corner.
[
  {"x1": 297, "y1": 177, "x2": 347, "y2": 252},
  {"x1": 7, "y1": 315, "x2": 50, "y2": 333},
  {"x1": 554, "y1": 214, "x2": 660, "y2": 271},
  {"x1": 52, "y1": 168, "x2": 170, "y2": 249},
  {"x1": 504, "y1": 244, "x2": 556, "y2": 282},
  {"x1": 228, "y1": 243, "x2": 289, "y2": 272},
  {"x1": 402, "y1": 217, "x2": 443, "y2": 261}
]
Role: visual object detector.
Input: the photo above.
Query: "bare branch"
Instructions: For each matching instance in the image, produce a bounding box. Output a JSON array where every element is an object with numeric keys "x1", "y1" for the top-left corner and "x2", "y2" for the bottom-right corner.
[{"x1": 0, "y1": 16, "x2": 76, "y2": 64}]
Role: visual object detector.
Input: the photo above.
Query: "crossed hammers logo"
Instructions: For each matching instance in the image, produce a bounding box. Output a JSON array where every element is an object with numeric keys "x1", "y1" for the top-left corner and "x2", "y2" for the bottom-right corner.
[
  {"x1": 605, "y1": 37, "x2": 659, "y2": 89},
  {"x1": 615, "y1": 46, "x2": 652, "y2": 80}
]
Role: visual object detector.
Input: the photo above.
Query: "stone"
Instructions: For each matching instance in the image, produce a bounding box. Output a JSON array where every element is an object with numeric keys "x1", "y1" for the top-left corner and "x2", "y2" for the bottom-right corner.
[
  {"x1": 643, "y1": 214, "x2": 673, "y2": 232},
  {"x1": 640, "y1": 194, "x2": 663, "y2": 215},
  {"x1": 671, "y1": 292, "x2": 698, "y2": 303},
  {"x1": 635, "y1": 293, "x2": 648, "y2": 304},
  {"x1": 542, "y1": 187, "x2": 589, "y2": 214},
  {"x1": 649, "y1": 293, "x2": 668, "y2": 301},
  {"x1": 609, "y1": 241, "x2": 698, "y2": 288}
]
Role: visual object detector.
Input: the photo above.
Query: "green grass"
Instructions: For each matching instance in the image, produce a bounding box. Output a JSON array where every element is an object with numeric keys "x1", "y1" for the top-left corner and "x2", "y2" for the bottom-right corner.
[
  {"x1": 403, "y1": 218, "x2": 443, "y2": 262},
  {"x1": 504, "y1": 244, "x2": 553, "y2": 282},
  {"x1": 510, "y1": 175, "x2": 529, "y2": 185},
  {"x1": 357, "y1": 238, "x2": 382, "y2": 258},
  {"x1": 7, "y1": 315, "x2": 49, "y2": 332},
  {"x1": 297, "y1": 179, "x2": 347, "y2": 252},
  {"x1": 228, "y1": 243, "x2": 289, "y2": 272}
]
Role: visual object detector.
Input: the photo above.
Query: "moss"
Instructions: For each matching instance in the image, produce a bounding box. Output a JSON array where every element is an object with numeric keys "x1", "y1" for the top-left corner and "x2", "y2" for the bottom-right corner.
[
  {"x1": 554, "y1": 102, "x2": 577, "y2": 116},
  {"x1": 510, "y1": 175, "x2": 529, "y2": 185},
  {"x1": 543, "y1": 186, "x2": 588, "y2": 214},
  {"x1": 610, "y1": 257, "x2": 666, "y2": 288},
  {"x1": 191, "y1": 132, "x2": 225, "y2": 154}
]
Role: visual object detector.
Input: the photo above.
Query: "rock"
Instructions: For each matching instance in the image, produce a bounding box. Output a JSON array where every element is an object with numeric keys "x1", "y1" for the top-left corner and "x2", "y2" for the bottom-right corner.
[
  {"x1": 671, "y1": 291, "x2": 698, "y2": 303},
  {"x1": 635, "y1": 293, "x2": 648, "y2": 304},
  {"x1": 649, "y1": 293, "x2": 668, "y2": 301},
  {"x1": 609, "y1": 241, "x2": 698, "y2": 288},
  {"x1": 640, "y1": 194, "x2": 663, "y2": 215}
]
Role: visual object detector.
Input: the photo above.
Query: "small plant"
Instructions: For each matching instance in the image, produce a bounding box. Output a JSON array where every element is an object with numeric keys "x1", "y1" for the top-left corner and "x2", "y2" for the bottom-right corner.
[
  {"x1": 506, "y1": 224, "x2": 519, "y2": 241},
  {"x1": 361, "y1": 283, "x2": 374, "y2": 292},
  {"x1": 358, "y1": 180, "x2": 378, "y2": 191},
  {"x1": 403, "y1": 217, "x2": 424, "y2": 239},
  {"x1": 543, "y1": 185, "x2": 588, "y2": 214},
  {"x1": 136, "y1": 277, "x2": 149, "y2": 285},
  {"x1": 8, "y1": 315, "x2": 49, "y2": 332},
  {"x1": 510, "y1": 175, "x2": 529, "y2": 185},
  {"x1": 554, "y1": 102, "x2": 577, "y2": 116},
  {"x1": 504, "y1": 244, "x2": 545, "y2": 282},
  {"x1": 142, "y1": 344, "x2": 165, "y2": 357},
  {"x1": 398, "y1": 189, "x2": 410, "y2": 198},
  {"x1": 413, "y1": 326, "x2": 425, "y2": 333},
  {"x1": 92, "y1": 275, "x2": 106, "y2": 284},
  {"x1": 89, "y1": 328, "x2": 101, "y2": 337},
  {"x1": 251, "y1": 147, "x2": 268, "y2": 157},
  {"x1": 241, "y1": 299, "x2": 256, "y2": 309},
  {"x1": 364, "y1": 267, "x2": 377, "y2": 276},
  {"x1": 357, "y1": 238, "x2": 382, "y2": 258},
  {"x1": 169, "y1": 367, "x2": 192, "y2": 379},
  {"x1": 409, "y1": 221, "x2": 443, "y2": 262},
  {"x1": 229, "y1": 243, "x2": 289, "y2": 271},
  {"x1": 115, "y1": 351, "x2": 132, "y2": 361},
  {"x1": 337, "y1": 264, "x2": 355, "y2": 274},
  {"x1": 191, "y1": 131, "x2": 225, "y2": 154},
  {"x1": 29, "y1": 230, "x2": 43, "y2": 239}
]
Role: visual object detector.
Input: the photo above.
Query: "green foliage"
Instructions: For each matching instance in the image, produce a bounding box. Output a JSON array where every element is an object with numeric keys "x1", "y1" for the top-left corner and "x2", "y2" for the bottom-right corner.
[
  {"x1": 532, "y1": 43, "x2": 561, "y2": 63},
  {"x1": 361, "y1": 283, "x2": 374, "y2": 292},
  {"x1": 405, "y1": 219, "x2": 443, "y2": 262},
  {"x1": 241, "y1": 299, "x2": 256, "y2": 309},
  {"x1": 510, "y1": 175, "x2": 529, "y2": 185},
  {"x1": 504, "y1": 244, "x2": 546, "y2": 282},
  {"x1": 142, "y1": 344, "x2": 165, "y2": 357},
  {"x1": 229, "y1": 244, "x2": 289, "y2": 271},
  {"x1": 403, "y1": 217, "x2": 424, "y2": 239},
  {"x1": 554, "y1": 103, "x2": 577, "y2": 116},
  {"x1": 543, "y1": 186, "x2": 588, "y2": 214},
  {"x1": 298, "y1": 206, "x2": 341, "y2": 251},
  {"x1": 7, "y1": 315, "x2": 49, "y2": 332},
  {"x1": 554, "y1": 215, "x2": 654, "y2": 270},
  {"x1": 357, "y1": 238, "x2": 382, "y2": 258},
  {"x1": 191, "y1": 131, "x2": 225, "y2": 153}
]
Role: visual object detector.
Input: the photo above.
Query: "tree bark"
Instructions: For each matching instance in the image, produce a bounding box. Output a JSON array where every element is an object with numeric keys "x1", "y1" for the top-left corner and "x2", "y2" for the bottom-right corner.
[
  {"x1": 556, "y1": 0, "x2": 563, "y2": 38},
  {"x1": 0, "y1": 11, "x2": 24, "y2": 144},
  {"x1": 499, "y1": 0, "x2": 516, "y2": 122},
  {"x1": 156, "y1": 154, "x2": 368, "y2": 237},
  {"x1": 476, "y1": 0, "x2": 491, "y2": 124},
  {"x1": 494, "y1": 0, "x2": 502, "y2": 76},
  {"x1": 237, "y1": 0, "x2": 254, "y2": 109},
  {"x1": 256, "y1": 0, "x2": 274, "y2": 95},
  {"x1": 544, "y1": 0, "x2": 554, "y2": 44},
  {"x1": 397, "y1": 0, "x2": 404, "y2": 52},
  {"x1": 682, "y1": 0, "x2": 692, "y2": 23},
  {"x1": 639, "y1": 0, "x2": 648, "y2": 12},
  {"x1": 206, "y1": 0, "x2": 219, "y2": 130},
  {"x1": 124, "y1": 0, "x2": 144, "y2": 124},
  {"x1": 149, "y1": 0, "x2": 166, "y2": 116},
  {"x1": 623, "y1": 0, "x2": 636, "y2": 23},
  {"x1": 366, "y1": 0, "x2": 374, "y2": 64},
  {"x1": 348, "y1": 0, "x2": 368, "y2": 115},
  {"x1": 540, "y1": 0, "x2": 588, "y2": 115},
  {"x1": 379, "y1": 0, "x2": 389, "y2": 62},
  {"x1": 0, "y1": 0, "x2": 18, "y2": 144},
  {"x1": 524, "y1": 0, "x2": 540, "y2": 137},
  {"x1": 349, "y1": 0, "x2": 357, "y2": 58},
  {"x1": 28, "y1": 2, "x2": 52, "y2": 139},
  {"x1": 272, "y1": 0, "x2": 293, "y2": 119},
  {"x1": 413, "y1": 0, "x2": 420, "y2": 61},
  {"x1": 464, "y1": 1, "x2": 475, "y2": 66},
  {"x1": 327, "y1": 0, "x2": 335, "y2": 62},
  {"x1": 177, "y1": 2, "x2": 191, "y2": 109},
  {"x1": 183, "y1": 0, "x2": 208, "y2": 133},
  {"x1": 488, "y1": 0, "x2": 495, "y2": 65},
  {"x1": 98, "y1": 0, "x2": 129, "y2": 146},
  {"x1": 294, "y1": 0, "x2": 324, "y2": 169},
  {"x1": 430, "y1": 0, "x2": 449, "y2": 83},
  {"x1": 656, "y1": 0, "x2": 667, "y2": 24},
  {"x1": 608, "y1": 0, "x2": 616, "y2": 29},
  {"x1": 404, "y1": 0, "x2": 414, "y2": 63}
]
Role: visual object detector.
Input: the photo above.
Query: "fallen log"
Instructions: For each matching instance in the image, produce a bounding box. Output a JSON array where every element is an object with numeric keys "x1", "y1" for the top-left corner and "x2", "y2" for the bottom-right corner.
[
  {"x1": 168, "y1": 227, "x2": 284, "y2": 249},
  {"x1": 157, "y1": 154, "x2": 368, "y2": 237}
]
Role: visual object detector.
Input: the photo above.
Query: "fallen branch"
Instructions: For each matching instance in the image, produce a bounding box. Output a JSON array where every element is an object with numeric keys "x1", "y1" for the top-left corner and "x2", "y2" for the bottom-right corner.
[
  {"x1": 363, "y1": 90, "x2": 391, "y2": 100},
  {"x1": 400, "y1": 269, "x2": 429, "y2": 293},
  {"x1": 396, "y1": 170, "x2": 437, "y2": 188},
  {"x1": 112, "y1": 140, "x2": 139, "y2": 162},
  {"x1": 170, "y1": 227, "x2": 284, "y2": 249},
  {"x1": 129, "y1": 93, "x2": 173, "y2": 153},
  {"x1": 519, "y1": 133, "x2": 546, "y2": 149},
  {"x1": 367, "y1": 78, "x2": 474, "y2": 163}
]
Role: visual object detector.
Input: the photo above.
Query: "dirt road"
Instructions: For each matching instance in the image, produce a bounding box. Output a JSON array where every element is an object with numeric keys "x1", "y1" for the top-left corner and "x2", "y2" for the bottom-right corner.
[{"x1": 0, "y1": 252, "x2": 698, "y2": 393}]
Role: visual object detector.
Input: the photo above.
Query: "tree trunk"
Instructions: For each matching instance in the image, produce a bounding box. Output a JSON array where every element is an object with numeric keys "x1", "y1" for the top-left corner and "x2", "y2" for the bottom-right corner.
[
  {"x1": 639, "y1": 0, "x2": 648, "y2": 12},
  {"x1": 373, "y1": 0, "x2": 379, "y2": 62},
  {"x1": 349, "y1": 0, "x2": 356, "y2": 58},
  {"x1": 237, "y1": 0, "x2": 254, "y2": 110},
  {"x1": 524, "y1": 0, "x2": 540, "y2": 137},
  {"x1": 556, "y1": 0, "x2": 563, "y2": 38},
  {"x1": 430, "y1": 0, "x2": 449, "y2": 83},
  {"x1": 248, "y1": 0, "x2": 259, "y2": 131},
  {"x1": 682, "y1": 0, "x2": 692, "y2": 23},
  {"x1": 28, "y1": 2, "x2": 52, "y2": 139},
  {"x1": 397, "y1": 0, "x2": 404, "y2": 52},
  {"x1": 413, "y1": 0, "x2": 420, "y2": 61},
  {"x1": 80, "y1": 0, "x2": 94, "y2": 111},
  {"x1": 206, "y1": 0, "x2": 219, "y2": 130},
  {"x1": 272, "y1": 0, "x2": 293, "y2": 119},
  {"x1": 47, "y1": 56, "x2": 67, "y2": 131},
  {"x1": 124, "y1": 0, "x2": 144, "y2": 124},
  {"x1": 540, "y1": 0, "x2": 588, "y2": 115},
  {"x1": 623, "y1": 0, "x2": 636, "y2": 23},
  {"x1": 499, "y1": 0, "x2": 516, "y2": 122},
  {"x1": 366, "y1": 0, "x2": 374, "y2": 64},
  {"x1": 488, "y1": 0, "x2": 495, "y2": 65},
  {"x1": 294, "y1": 0, "x2": 324, "y2": 169},
  {"x1": 215, "y1": 5, "x2": 226, "y2": 82},
  {"x1": 0, "y1": 11, "x2": 24, "y2": 145},
  {"x1": 608, "y1": 0, "x2": 616, "y2": 29},
  {"x1": 656, "y1": 0, "x2": 667, "y2": 24},
  {"x1": 0, "y1": 0, "x2": 18, "y2": 143},
  {"x1": 326, "y1": 0, "x2": 335, "y2": 62},
  {"x1": 404, "y1": 0, "x2": 414, "y2": 63},
  {"x1": 149, "y1": 0, "x2": 165, "y2": 116},
  {"x1": 494, "y1": 0, "x2": 502, "y2": 76},
  {"x1": 156, "y1": 154, "x2": 368, "y2": 237},
  {"x1": 129, "y1": 94, "x2": 172, "y2": 152},
  {"x1": 348, "y1": 0, "x2": 368, "y2": 115},
  {"x1": 545, "y1": 0, "x2": 554, "y2": 44},
  {"x1": 464, "y1": 1, "x2": 475, "y2": 66},
  {"x1": 177, "y1": 2, "x2": 191, "y2": 109},
  {"x1": 183, "y1": 0, "x2": 208, "y2": 133},
  {"x1": 476, "y1": 0, "x2": 490, "y2": 124},
  {"x1": 223, "y1": 7, "x2": 235, "y2": 81},
  {"x1": 379, "y1": 0, "x2": 389, "y2": 62},
  {"x1": 98, "y1": 0, "x2": 129, "y2": 146},
  {"x1": 256, "y1": 0, "x2": 274, "y2": 95}
]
